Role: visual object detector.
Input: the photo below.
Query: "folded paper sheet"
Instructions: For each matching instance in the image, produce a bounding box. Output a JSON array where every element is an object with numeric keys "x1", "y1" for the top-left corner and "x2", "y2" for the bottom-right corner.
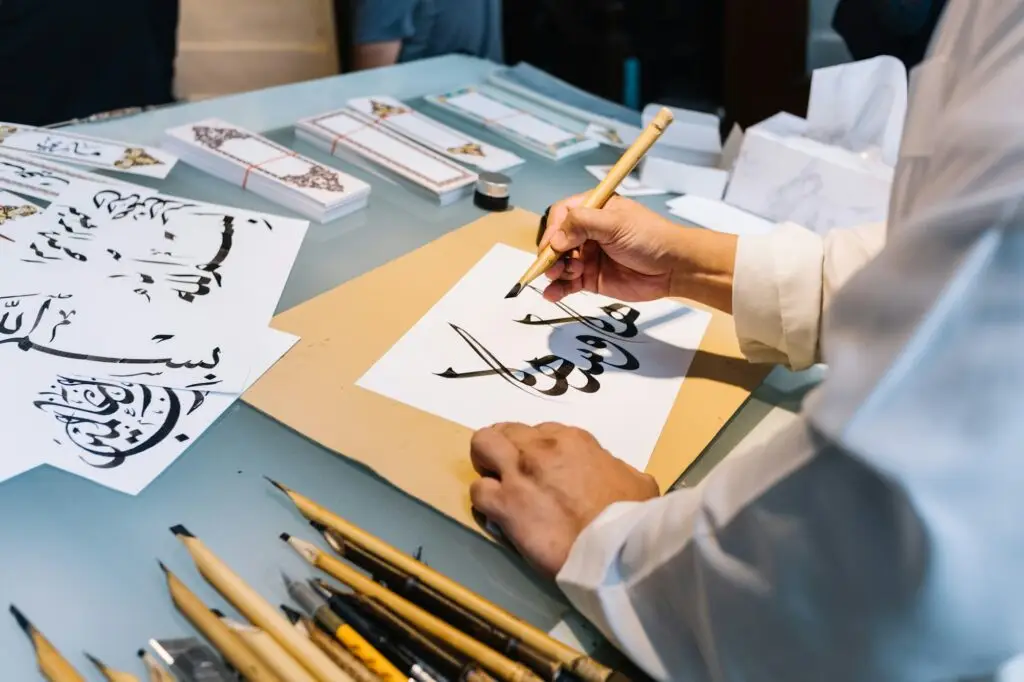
[
  {"x1": 244, "y1": 209, "x2": 769, "y2": 533},
  {"x1": 358, "y1": 244, "x2": 711, "y2": 471},
  {"x1": 805, "y1": 56, "x2": 908, "y2": 166}
]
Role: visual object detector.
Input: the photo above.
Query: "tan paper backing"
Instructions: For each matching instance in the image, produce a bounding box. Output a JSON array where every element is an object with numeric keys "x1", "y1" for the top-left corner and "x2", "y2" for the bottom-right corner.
[{"x1": 244, "y1": 209, "x2": 767, "y2": 531}]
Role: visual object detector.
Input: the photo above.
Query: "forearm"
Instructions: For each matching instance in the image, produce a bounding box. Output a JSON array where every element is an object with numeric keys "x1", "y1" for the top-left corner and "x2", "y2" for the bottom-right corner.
[{"x1": 668, "y1": 227, "x2": 738, "y2": 314}]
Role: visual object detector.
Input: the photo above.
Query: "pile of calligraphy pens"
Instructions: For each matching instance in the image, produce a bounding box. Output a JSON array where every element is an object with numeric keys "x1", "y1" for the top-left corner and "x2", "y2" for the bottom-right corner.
[{"x1": 10, "y1": 478, "x2": 632, "y2": 682}]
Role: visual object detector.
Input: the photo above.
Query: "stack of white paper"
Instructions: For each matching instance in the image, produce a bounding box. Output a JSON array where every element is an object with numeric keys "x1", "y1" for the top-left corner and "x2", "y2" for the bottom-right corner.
[
  {"x1": 346, "y1": 95, "x2": 524, "y2": 173},
  {"x1": 666, "y1": 195, "x2": 777, "y2": 236},
  {"x1": 424, "y1": 87, "x2": 598, "y2": 160},
  {"x1": 296, "y1": 108, "x2": 477, "y2": 206},
  {"x1": 164, "y1": 118, "x2": 371, "y2": 223},
  {"x1": 0, "y1": 180, "x2": 305, "y2": 494},
  {"x1": 0, "y1": 121, "x2": 177, "y2": 178}
]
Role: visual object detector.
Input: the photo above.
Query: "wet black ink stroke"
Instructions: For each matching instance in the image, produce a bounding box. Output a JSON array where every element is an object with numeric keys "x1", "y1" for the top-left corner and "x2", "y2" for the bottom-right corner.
[
  {"x1": 435, "y1": 324, "x2": 640, "y2": 397},
  {"x1": 515, "y1": 285, "x2": 641, "y2": 341}
]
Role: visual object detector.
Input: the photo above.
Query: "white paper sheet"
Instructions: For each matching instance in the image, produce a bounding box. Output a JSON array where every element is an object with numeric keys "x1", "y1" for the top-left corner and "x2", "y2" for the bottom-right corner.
[
  {"x1": 357, "y1": 244, "x2": 711, "y2": 471},
  {"x1": 0, "y1": 182, "x2": 308, "y2": 327},
  {"x1": 6, "y1": 327, "x2": 299, "y2": 494},
  {"x1": 805, "y1": 56, "x2": 908, "y2": 166},
  {"x1": 0, "y1": 148, "x2": 142, "y2": 202},
  {"x1": 347, "y1": 96, "x2": 524, "y2": 173},
  {"x1": 584, "y1": 165, "x2": 667, "y2": 197},
  {"x1": 0, "y1": 122, "x2": 176, "y2": 178},
  {"x1": 666, "y1": 195, "x2": 777, "y2": 236}
]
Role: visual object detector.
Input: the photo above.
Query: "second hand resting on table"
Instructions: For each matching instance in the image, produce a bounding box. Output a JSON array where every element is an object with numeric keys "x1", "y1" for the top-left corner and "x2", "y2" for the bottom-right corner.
[{"x1": 469, "y1": 193, "x2": 739, "y2": 576}]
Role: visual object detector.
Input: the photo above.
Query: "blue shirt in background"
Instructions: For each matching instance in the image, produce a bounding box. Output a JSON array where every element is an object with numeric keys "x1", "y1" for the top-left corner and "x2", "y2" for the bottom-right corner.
[{"x1": 354, "y1": 0, "x2": 503, "y2": 64}]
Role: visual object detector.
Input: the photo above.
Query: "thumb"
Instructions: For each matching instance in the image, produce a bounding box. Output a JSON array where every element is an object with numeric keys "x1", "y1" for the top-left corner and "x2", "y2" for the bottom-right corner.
[{"x1": 549, "y1": 206, "x2": 622, "y2": 253}]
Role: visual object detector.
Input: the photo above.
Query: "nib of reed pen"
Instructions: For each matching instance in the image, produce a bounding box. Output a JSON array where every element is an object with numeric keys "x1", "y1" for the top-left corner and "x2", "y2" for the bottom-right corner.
[
  {"x1": 169, "y1": 524, "x2": 193, "y2": 538},
  {"x1": 504, "y1": 283, "x2": 522, "y2": 299},
  {"x1": 263, "y1": 476, "x2": 291, "y2": 494},
  {"x1": 84, "y1": 652, "x2": 106, "y2": 671},
  {"x1": 9, "y1": 605, "x2": 31, "y2": 635},
  {"x1": 309, "y1": 520, "x2": 328, "y2": 534},
  {"x1": 280, "y1": 604, "x2": 303, "y2": 624}
]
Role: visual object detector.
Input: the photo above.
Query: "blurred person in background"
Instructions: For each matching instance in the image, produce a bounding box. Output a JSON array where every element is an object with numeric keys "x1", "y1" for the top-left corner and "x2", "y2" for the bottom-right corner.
[{"x1": 351, "y1": 0, "x2": 503, "y2": 70}]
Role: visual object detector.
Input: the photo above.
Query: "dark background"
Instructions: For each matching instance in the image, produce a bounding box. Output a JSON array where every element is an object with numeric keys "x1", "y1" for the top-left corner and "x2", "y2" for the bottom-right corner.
[{"x1": 0, "y1": 0, "x2": 811, "y2": 129}]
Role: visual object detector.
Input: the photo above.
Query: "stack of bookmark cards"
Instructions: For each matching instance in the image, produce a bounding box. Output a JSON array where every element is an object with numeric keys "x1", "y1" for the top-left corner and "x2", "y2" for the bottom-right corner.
[
  {"x1": 346, "y1": 96, "x2": 524, "y2": 173},
  {"x1": 0, "y1": 120, "x2": 176, "y2": 178},
  {"x1": 164, "y1": 118, "x2": 370, "y2": 222},
  {"x1": 296, "y1": 108, "x2": 477, "y2": 206},
  {"x1": 423, "y1": 86, "x2": 597, "y2": 160}
]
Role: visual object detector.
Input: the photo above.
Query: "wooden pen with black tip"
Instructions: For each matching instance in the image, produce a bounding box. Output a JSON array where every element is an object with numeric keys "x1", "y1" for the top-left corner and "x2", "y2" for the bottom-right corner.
[
  {"x1": 157, "y1": 561, "x2": 282, "y2": 682},
  {"x1": 269, "y1": 480, "x2": 625, "y2": 682},
  {"x1": 138, "y1": 649, "x2": 178, "y2": 682},
  {"x1": 280, "y1": 534, "x2": 542, "y2": 682},
  {"x1": 169, "y1": 525, "x2": 352, "y2": 682},
  {"x1": 85, "y1": 653, "x2": 140, "y2": 682},
  {"x1": 504, "y1": 107, "x2": 674, "y2": 299},
  {"x1": 9, "y1": 604, "x2": 85, "y2": 682},
  {"x1": 211, "y1": 608, "x2": 318, "y2": 682},
  {"x1": 312, "y1": 522, "x2": 555, "y2": 681}
]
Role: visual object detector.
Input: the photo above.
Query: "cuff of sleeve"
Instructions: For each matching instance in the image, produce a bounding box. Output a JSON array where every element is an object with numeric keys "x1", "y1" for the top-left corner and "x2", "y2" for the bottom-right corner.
[{"x1": 732, "y1": 221, "x2": 825, "y2": 370}]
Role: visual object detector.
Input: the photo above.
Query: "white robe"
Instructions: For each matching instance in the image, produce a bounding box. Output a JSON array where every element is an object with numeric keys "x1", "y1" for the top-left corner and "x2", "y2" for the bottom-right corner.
[{"x1": 556, "y1": 2, "x2": 1024, "y2": 680}]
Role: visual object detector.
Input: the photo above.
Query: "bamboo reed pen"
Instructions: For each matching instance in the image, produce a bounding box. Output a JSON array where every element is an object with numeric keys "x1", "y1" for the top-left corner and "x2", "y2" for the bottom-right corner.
[
  {"x1": 213, "y1": 609, "x2": 319, "y2": 682},
  {"x1": 281, "y1": 534, "x2": 541, "y2": 682},
  {"x1": 158, "y1": 561, "x2": 282, "y2": 682},
  {"x1": 138, "y1": 649, "x2": 177, "y2": 682},
  {"x1": 504, "y1": 107, "x2": 674, "y2": 299},
  {"x1": 313, "y1": 522, "x2": 556, "y2": 681},
  {"x1": 280, "y1": 608, "x2": 380, "y2": 682},
  {"x1": 85, "y1": 653, "x2": 140, "y2": 682},
  {"x1": 267, "y1": 480, "x2": 625, "y2": 682},
  {"x1": 169, "y1": 525, "x2": 354, "y2": 682},
  {"x1": 9, "y1": 605, "x2": 85, "y2": 682}
]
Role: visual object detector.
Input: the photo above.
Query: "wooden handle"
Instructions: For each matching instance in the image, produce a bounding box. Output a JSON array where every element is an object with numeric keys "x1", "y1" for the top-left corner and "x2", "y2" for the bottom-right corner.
[{"x1": 513, "y1": 107, "x2": 674, "y2": 291}]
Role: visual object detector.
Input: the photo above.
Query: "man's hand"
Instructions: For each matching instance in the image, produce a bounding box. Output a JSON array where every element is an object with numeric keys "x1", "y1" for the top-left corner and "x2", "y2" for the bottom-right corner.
[{"x1": 469, "y1": 422, "x2": 659, "y2": 578}]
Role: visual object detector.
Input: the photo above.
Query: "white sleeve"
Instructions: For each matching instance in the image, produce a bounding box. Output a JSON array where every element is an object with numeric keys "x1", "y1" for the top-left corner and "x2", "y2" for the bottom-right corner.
[
  {"x1": 731, "y1": 220, "x2": 886, "y2": 371},
  {"x1": 557, "y1": 418, "x2": 927, "y2": 682}
]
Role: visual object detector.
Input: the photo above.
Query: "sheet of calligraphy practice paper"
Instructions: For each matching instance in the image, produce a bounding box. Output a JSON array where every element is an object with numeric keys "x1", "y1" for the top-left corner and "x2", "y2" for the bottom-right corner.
[
  {"x1": 0, "y1": 148, "x2": 143, "y2": 203},
  {"x1": 0, "y1": 181, "x2": 309, "y2": 327},
  {"x1": 0, "y1": 327, "x2": 298, "y2": 493},
  {"x1": 0, "y1": 122, "x2": 176, "y2": 179},
  {"x1": 357, "y1": 243, "x2": 712, "y2": 471}
]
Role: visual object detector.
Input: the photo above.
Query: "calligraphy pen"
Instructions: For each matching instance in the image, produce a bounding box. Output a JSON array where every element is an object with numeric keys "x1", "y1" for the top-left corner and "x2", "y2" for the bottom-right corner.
[
  {"x1": 85, "y1": 653, "x2": 140, "y2": 682},
  {"x1": 505, "y1": 107, "x2": 675, "y2": 299},
  {"x1": 9, "y1": 604, "x2": 85, "y2": 682}
]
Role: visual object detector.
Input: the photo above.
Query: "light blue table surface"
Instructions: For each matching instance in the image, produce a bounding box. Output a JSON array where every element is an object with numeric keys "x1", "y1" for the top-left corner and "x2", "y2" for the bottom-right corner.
[{"x1": 0, "y1": 55, "x2": 819, "y2": 679}]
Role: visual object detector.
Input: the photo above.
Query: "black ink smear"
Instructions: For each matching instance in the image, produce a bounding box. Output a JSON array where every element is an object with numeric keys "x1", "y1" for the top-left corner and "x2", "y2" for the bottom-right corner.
[{"x1": 151, "y1": 334, "x2": 174, "y2": 343}]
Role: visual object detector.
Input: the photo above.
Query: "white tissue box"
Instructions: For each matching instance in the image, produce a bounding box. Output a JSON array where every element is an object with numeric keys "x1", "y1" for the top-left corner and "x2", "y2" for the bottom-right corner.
[{"x1": 724, "y1": 112, "x2": 893, "y2": 234}]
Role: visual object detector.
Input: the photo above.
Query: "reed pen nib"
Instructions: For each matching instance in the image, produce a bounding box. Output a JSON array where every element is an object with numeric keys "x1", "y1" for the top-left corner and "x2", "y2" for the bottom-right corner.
[
  {"x1": 280, "y1": 604, "x2": 302, "y2": 624},
  {"x1": 169, "y1": 524, "x2": 194, "y2": 538},
  {"x1": 264, "y1": 476, "x2": 290, "y2": 494},
  {"x1": 137, "y1": 649, "x2": 145, "y2": 658},
  {"x1": 309, "y1": 520, "x2": 328, "y2": 533},
  {"x1": 279, "y1": 532, "x2": 291, "y2": 541},
  {"x1": 9, "y1": 605, "x2": 31, "y2": 635},
  {"x1": 211, "y1": 608, "x2": 225, "y2": 618},
  {"x1": 84, "y1": 652, "x2": 105, "y2": 671},
  {"x1": 504, "y1": 283, "x2": 522, "y2": 299},
  {"x1": 157, "y1": 560, "x2": 170, "y2": 574}
]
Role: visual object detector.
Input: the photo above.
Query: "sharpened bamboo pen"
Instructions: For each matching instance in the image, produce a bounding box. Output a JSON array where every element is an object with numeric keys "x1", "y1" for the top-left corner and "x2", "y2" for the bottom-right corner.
[
  {"x1": 281, "y1": 534, "x2": 541, "y2": 682},
  {"x1": 169, "y1": 525, "x2": 354, "y2": 682},
  {"x1": 9, "y1": 605, "x2": 85, "y2": 682},
  {"x1": 138, "y1": 649, "x2": 177, "y2": 682},
  {"x1": 158, "y1": 562, "x2": 282, "y2": 682},
  {"x1": 314, "y1": 522, "x2": 555, "y2": 681},
  {"x1": 85, "y1": 653, "x2": 140, "y2": 682},
  {"x1": 214, "y1": 609, "x2": 319, "y2": 682},
  {"x1": 268, "y1": 480, "x2": 625, "y2": 682},
  {"x1": 505, "y1": 107, "x2": 674, "y2": 298}
]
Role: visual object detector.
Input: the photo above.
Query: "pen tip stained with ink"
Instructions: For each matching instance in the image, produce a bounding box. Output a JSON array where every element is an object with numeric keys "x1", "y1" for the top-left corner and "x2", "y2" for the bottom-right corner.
[
  {"x1": 264, "y1": 476, "x2": 290, "y2": 494},
  {"x1": 504, "y1": 283, "x2": 522, "y2": 299},
  {"x1": 169, "y1": 524, "x2": 193, "y2": 538},
  {"x1": 9, "y1": 605, "x2": 31, "y2": 634}
]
